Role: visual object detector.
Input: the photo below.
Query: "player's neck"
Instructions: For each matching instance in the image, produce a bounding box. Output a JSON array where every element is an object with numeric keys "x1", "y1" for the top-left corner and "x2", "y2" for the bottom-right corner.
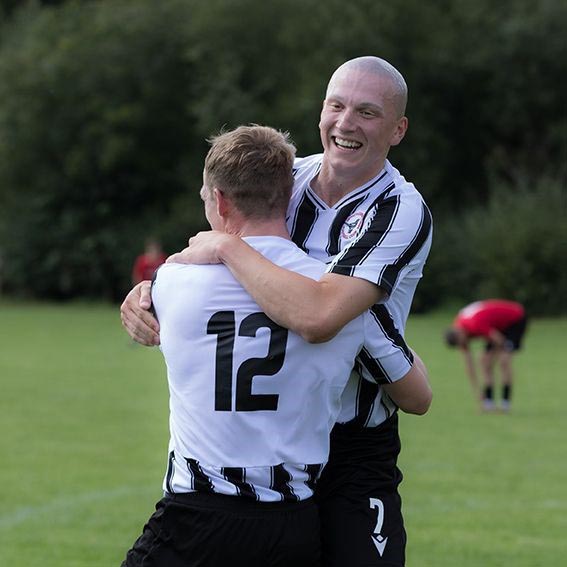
[{"x1": 226, "y1": 218, "x2": 291, "y2": 240}]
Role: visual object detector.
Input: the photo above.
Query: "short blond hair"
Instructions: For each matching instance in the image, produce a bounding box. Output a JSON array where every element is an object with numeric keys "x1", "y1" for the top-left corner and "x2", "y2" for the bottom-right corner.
[{"x1": 204, "y1": 125, "x2": 296, "y2": 220}]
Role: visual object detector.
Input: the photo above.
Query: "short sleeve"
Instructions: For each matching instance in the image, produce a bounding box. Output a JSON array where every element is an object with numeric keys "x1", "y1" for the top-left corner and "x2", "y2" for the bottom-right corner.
[
  {"x1": 327, "y1": 192, "x2": 432, "y2": 297},
  {"x1": 357, "y1": 305, "x2": 414, "y2": 385}
]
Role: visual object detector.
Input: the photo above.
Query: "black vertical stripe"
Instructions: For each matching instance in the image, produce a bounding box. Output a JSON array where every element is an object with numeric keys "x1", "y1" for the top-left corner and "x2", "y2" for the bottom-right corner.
[
  {"x1": 290, "y1": 193, "x2": 318, "y2": 252},
  {"x1": 185, "y1": 458, "x2": 214, "y2": 493},
  {"x1": 378, "y1": 201, "x2": 433, "y2": 291},
  {"x1": 271, "y1": 464, "x2": 299, "y2": 502},
  {"x1": 351, "y1": 376, "x2": 380, "y2": 429},
  {"x1": 222, "y1": 467, "x2": 257, "y2": 500},
  {"x1": 165, "y1": 450, "x2": 175, "y2": 494},
  {"x1": 357, "y1": 347, "x2": 390, "y2": 385},
  {"x1": 370, "y1": 305, "x2": 413, "y2": 361},
  {"x1": 304, "y1": 464, "x2": 324, "y2": 492},
  {"x1": 331, "y1": 194, "x2": 400, "y2": 278},
  {"x1": 379, "y1": 397, "x2": 395, "y2": 420},
  {"x1": 326, "y1": 197, "x2": 366, "y2": 257}
]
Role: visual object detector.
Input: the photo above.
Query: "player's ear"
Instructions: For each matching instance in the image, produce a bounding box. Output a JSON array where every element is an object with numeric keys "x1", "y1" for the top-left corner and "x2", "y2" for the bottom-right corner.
[
  {"x1": 214, "y1": 188, "x2": 229, "y2": 219},
  {"x1": 390, "y1": 116, "x2": 408, "y2": 147}
]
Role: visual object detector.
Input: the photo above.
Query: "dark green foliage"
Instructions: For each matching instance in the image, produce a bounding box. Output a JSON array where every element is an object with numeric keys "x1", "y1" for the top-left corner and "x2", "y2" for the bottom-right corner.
[
  {"x1": 465, "y1": 179, "x2": 567, "y2": 315},
  {"x1": 0, "y1": 0, "x2": 565, "y2": 311},
  {"x1": 411, "y1": 213, "x2": 480, "y2": 314},
  {"x1": 415, "y1": 179, "x2": 567, "y2": 315},
  {"x1": 0, "y1": 0, "x2": 200, "y2": 299}
]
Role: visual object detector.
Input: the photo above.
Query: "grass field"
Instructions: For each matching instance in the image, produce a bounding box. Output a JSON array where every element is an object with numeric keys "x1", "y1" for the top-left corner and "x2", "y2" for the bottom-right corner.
[{"x1": 1, "y1": 300, "x2": 566, "y2": 566}]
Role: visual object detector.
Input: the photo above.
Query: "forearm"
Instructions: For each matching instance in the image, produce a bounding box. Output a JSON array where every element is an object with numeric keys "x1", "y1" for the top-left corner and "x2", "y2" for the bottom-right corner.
[
  {"x1": 488, "y1": 329, "x2": 506, "y2": 347},
  {"x1": 462, "y1": 349, "x2": 480, "y2": 395},
  {"x1": 218, "y1": 238, "x2": 345, "y2": 341},
  {"x1": 217, "y1": 237, "x2": 381, "y2": 342}
]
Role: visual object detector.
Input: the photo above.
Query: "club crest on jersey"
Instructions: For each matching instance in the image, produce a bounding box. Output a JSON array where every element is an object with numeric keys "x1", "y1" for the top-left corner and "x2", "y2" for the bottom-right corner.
[{"x1": 341, "y1": 211, "x2": 364, "y2": 240}]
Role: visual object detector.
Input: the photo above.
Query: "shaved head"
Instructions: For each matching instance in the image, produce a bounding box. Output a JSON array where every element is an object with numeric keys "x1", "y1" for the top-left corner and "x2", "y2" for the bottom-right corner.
[{"x1": 327, "y1": 56, "x2": 408, "y2": 118}]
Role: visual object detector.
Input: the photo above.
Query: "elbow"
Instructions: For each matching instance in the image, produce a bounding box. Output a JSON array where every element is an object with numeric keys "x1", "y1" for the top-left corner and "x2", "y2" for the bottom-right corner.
[
  {"x1": 402, "y1": 388, "x2": 433, "y2": 416},
  {"x1": 411, "y1": 398, "x2": 432, "y2": 416},
  {"x1": 299, "y1": 313, "x2": 341, "y2": 344},
  {"x1": 302, "y1": 328, "x2": 338, "y2": 344}
]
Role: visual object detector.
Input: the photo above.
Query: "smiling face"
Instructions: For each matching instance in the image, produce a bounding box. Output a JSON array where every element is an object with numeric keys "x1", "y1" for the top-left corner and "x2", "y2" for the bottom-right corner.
[{"x1": 319, "y1": 66, "x2": 408, "y2": 189}]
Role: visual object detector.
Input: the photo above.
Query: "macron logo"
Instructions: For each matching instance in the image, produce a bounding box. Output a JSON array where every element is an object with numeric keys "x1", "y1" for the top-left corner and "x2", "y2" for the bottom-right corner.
[{"x1": 371, "y1": 533, "x2": 388, "y2": 557}]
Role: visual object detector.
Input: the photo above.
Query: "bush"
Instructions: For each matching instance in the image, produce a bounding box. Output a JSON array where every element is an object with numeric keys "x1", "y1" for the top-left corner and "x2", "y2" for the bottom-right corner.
[
  {"x1": 0, "y1": 0, "x2": 565, "y2": 304},
  {"x1": 415, "y1": 177, "x2": 567, "y2": 317},
  {"x1": 0, "y1": 0, "x2": 198, "y2": 300},
  {"x1": 412, "y1": 211, "x2": 481, "y2": 313},
  {"x1": 465, "y1": 177, "x2": 567, "y2": 316}
]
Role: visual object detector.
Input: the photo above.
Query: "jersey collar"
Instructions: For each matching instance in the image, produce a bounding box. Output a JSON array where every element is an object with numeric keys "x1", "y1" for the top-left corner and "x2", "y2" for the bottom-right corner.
[{"x1": 306, "y1": 161, "x2": 392, "y2": 210}]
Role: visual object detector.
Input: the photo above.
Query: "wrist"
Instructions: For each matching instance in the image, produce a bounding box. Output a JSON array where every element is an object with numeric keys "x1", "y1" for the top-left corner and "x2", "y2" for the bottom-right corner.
[{"x1": 217, "y1": 233, "x2": 242, "y2": 264}]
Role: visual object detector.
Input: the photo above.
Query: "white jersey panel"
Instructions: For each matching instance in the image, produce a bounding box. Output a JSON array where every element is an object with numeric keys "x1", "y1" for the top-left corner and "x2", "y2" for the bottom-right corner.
[{"x1": 152, "y1": 237, "x2": 409, "y2": 500}]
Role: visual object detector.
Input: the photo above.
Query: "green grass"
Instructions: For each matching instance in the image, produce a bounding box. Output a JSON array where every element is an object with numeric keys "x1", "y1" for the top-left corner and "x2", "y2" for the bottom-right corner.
[
  {"x1": 402, "y1": 311, "x2": 567, "y2": 566},
  {"x1": 0, "y1": 301, "x2": 169, "y2": 566},
  {"x1": 0, "y1": 301, "x2": 565, "y2": 566}
]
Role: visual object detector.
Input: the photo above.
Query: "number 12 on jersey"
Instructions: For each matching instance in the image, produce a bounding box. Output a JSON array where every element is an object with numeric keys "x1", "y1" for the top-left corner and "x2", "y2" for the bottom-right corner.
[{"x1": 207, "y1": 311, "x2": 289, "y2": 412}]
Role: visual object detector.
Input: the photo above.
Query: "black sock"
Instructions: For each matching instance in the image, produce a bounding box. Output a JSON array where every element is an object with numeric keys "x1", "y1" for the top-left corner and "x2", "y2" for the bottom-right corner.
[
  {"x1": 484, "y1": 386, "x2": 493, "y2": 401},
  {"x1": 502, "y1": 384, "x2": 512, "y2": 401}
]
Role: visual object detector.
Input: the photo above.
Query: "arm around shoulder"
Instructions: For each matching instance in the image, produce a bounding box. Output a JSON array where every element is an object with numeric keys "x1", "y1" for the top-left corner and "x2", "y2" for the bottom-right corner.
[
  {"x1": 296, "y1": 274, "x2": 384, "y2": 343},
  {"x1": 213, "y1": 235, "x2": 384, "y2": 343}
]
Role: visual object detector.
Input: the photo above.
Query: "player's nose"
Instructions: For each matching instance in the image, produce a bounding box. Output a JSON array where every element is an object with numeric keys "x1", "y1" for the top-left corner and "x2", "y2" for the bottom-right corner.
[{"x1": 335, "y1": 108, "x2": 356, "y2": 131}]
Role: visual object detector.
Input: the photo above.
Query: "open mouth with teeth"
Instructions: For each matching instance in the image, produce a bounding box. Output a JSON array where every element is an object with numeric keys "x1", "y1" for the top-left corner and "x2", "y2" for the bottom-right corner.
[{"x1": 333, "y1": 136, "x2": 362, "y2": 150}]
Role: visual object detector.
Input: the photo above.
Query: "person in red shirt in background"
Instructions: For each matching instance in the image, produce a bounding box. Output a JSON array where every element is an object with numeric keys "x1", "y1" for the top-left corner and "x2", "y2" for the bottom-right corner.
[
  {"x1": 445, "y1": 300, "x2": 528, "y2": 412},
  {"x1": 132, "y1": 238, "x2": 167, "y2": 285}
]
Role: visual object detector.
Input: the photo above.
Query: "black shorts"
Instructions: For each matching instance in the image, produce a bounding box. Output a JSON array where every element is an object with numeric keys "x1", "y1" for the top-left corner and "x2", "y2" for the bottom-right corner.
[
  {"x1": 485, "y1": 315, "x2": 528, "y2": 352},
  {"x1": 316, "y1": 414, "x2": 406, "y2": 567},
  {"x1": 122, "y1": 492, "x2": 321, "y2": 567}
]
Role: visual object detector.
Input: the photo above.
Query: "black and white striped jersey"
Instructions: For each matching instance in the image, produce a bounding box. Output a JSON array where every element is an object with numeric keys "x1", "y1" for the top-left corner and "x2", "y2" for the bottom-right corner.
[
  {"x1": 288, "y1": 154, "x2": 432, "y2": 427},
  {"x1": 152, "y1": 237, "x2": 413, "y2": 502}
]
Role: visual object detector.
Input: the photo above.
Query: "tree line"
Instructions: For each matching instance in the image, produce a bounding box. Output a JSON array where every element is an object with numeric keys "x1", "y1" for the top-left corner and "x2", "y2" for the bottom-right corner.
[{"x1": 0, "y1": 0, "x2": 565, "y2": 313}]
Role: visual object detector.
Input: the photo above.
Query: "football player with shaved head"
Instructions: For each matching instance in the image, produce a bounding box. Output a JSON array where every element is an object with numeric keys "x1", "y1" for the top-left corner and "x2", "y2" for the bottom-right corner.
[{"x1": 121, "y1": 57, "x2": 433, "y2": 566}]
